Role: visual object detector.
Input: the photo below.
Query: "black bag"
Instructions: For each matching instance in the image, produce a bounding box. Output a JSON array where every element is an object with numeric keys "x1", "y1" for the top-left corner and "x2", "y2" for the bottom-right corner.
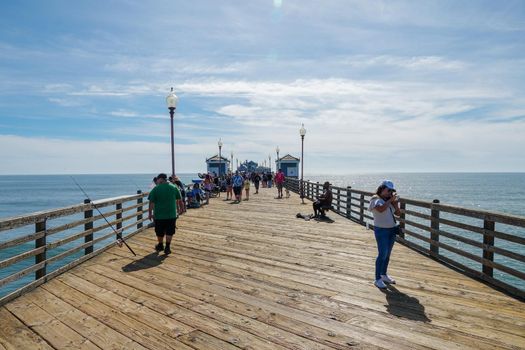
[{"x1": 389, "y1": 206, "x2": 401, "y2": 235}]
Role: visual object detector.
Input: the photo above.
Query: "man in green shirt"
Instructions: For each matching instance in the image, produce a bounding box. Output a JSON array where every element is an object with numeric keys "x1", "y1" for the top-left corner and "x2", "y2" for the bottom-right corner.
[{"x1": 148, "y1": 173, "x2": 182, "y2": 254}]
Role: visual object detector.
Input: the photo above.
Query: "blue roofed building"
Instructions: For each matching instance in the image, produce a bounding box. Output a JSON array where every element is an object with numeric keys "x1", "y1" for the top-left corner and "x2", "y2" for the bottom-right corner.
[{"x1": 275, "y1": 154, "x2": 300, "y2": 178}]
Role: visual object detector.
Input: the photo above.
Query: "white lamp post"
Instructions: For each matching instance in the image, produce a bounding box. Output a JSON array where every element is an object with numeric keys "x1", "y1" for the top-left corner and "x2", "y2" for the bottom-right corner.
[
  {"x1": 299, "y1": 123, "x2": 306, "y2": 203},
  {"x1": 166, "y1": 87, "x2": 179, "y2": 177},
  {"x1": 276, "y1": 146, "x2": 280, "y2": 171},
  {"x1": 218, "y1": 138, "x2": 223, "y2": 178}
]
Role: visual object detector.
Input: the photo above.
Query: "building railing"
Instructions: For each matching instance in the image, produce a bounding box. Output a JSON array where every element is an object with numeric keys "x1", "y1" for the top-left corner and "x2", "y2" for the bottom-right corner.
[
  {"x1": 0, "y1": 191, "x2": 148, "y2": 306},
  {"x1": 285, "y1": 177, "x2": 525, "y2": 300}
]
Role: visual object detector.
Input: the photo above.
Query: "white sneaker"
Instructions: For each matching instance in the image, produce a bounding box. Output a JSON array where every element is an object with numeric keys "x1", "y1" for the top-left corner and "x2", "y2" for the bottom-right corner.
[
  {"x1": 374, "y1": 279, "x2": 387, "y2": 289},
  {"x1": 381, "y1": 274, "x2": 396, "y2": 284}
]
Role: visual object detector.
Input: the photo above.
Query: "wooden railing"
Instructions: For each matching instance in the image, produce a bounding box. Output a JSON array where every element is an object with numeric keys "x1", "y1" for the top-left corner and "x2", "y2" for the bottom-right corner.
[
  {"x1": 285, "y1": 177, "x2": 525, "y2": 300},
  {"x1": 0, "y1": 191, "x2": 148, "y2": 306}
]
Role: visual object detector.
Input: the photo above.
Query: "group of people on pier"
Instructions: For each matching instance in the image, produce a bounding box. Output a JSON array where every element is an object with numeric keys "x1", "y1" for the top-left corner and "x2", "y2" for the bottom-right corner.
[{"x1": 147, "y1": 170, "x2": 400, "y2": 290}]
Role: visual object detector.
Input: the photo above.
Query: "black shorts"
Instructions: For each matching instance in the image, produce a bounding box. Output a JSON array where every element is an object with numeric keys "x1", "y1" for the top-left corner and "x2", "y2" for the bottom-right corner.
[
  {"x1": 233, "y1": 186, "x2": 242, "y2": 196},
  {"x1": 154, "y1": 218, "x2": 176, "y2": 237}
]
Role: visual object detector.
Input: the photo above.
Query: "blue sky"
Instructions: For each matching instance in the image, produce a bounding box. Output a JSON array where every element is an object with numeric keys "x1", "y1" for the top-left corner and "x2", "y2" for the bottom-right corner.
[{"x1": 1, "y1": 0, "x2": 524, "y2": 174}]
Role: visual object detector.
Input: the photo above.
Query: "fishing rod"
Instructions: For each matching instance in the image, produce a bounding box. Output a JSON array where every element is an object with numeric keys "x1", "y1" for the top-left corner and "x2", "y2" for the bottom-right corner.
[{"x1": 70, "y1": 176, "x2": 136, "y2": 256}]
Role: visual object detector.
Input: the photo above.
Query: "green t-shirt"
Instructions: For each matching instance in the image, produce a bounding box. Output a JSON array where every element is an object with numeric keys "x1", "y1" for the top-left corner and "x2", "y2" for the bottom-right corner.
[{"x1": 148, "y1": 183, "x2": 182, "y2": 219}]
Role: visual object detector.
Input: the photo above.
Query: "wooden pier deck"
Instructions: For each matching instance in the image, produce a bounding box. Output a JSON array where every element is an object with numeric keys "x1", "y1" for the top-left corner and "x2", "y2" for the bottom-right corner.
[{"x1": 1, "y1": 188, "x2": 524, "y2": 350}]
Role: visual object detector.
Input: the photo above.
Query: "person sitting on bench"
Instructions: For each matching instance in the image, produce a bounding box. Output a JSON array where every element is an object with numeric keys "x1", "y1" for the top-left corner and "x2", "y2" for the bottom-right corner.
[{"x1": 313, "y1": 181, "x2": 333, "y2": 218}]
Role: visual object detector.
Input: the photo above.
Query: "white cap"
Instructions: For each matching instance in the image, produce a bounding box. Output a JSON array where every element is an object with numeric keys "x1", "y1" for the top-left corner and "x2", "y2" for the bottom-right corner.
[{"x1": 381, "y1": 180, "x2": 396, "y2": 191}]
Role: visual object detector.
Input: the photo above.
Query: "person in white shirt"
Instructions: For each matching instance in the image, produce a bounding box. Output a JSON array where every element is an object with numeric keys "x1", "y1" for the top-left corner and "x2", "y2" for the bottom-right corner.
[{"x1": 368, "y1": 180, "x2": 401, "y2": 289}]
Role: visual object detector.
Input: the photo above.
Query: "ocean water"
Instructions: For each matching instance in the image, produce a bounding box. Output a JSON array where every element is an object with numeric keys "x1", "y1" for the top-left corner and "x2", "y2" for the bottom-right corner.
[
  {"x1": 306, "y1": 173, "x2": 525, "y2": 216},
  {"x1": 0, "y1": 173, "x2": 524, "y2": 298}
]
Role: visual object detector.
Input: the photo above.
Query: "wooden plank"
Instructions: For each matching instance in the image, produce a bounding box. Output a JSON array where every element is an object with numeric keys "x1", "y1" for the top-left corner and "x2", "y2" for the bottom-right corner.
[
  {"x1": 69, "y1": 267, "x2": 289, "y2": 350},
  {"x1": 177, "y1": 330, "x2": 239, "y2": 350},
  {"x1": 26, "y1": 288, "x2": 149, "y2": 350},
  {"x1": 56, "y1": 273, "x2": 195, "y2": 338},
  {"x1": 42, "y1": 279, "x2": 191, "y2": 350},
  {"x1": 5, "y1": 297, "x2": 101, "y2": 350},
  {"x1": 0, "y1": 307, "x2": 53, "y2": 350}
]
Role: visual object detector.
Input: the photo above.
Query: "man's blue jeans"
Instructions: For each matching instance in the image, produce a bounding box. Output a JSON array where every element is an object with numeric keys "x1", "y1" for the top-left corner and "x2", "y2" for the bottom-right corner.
[{"x1": 374, "y1": 227, "x2": 397, "y2": 281}]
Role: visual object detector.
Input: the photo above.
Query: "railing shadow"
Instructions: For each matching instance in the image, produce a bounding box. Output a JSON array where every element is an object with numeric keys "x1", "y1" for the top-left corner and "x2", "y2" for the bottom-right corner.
[
  {"x1": 121, "y1": 252, "x2": 166, "y2": 272},
  {"x1": 382, "y1": 285, "x2": 431, "y2": 323}
]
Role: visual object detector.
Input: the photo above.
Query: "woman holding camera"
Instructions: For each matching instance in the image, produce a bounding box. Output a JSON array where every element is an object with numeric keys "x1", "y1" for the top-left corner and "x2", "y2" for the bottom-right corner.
[{"x1": 368, "y1": 180, "x2": 400, "y2": 289}]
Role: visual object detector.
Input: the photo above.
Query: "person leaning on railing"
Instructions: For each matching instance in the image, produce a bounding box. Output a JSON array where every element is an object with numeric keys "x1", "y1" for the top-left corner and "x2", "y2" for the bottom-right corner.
[{"x1": 369, "y1": 180, "x2": 401, "y2": 289}]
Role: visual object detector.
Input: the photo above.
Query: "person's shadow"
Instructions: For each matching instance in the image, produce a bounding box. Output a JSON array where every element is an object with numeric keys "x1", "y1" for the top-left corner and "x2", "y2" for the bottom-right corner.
[
  {"x1": 121, "y1": 252, "x2": 167, "y2": 272},
  {"x1": 314, "y1": 216, "x2": 335, "y2": 223},
  {"x1": 382, "y1": 285, "x2": 430, "y2": 322}
]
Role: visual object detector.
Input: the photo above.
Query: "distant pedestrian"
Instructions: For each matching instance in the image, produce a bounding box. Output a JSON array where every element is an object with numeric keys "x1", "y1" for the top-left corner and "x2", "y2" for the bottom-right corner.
[
  {"x1": 203, "y1": 174, "x2": 213, "y2": 204},
  {"x1": 275, "y1": 169, "x2": 285, "y2": 198},
  {"x1": 173, "y1": 177, "x2": 187, "y2": 213},
  {"x1": 148, "y1": 173, "x2": 182, "y2": 255},
  {"x1": 214, "y1": 175, "x2": 220, "y2": 197},
  {"x1": 253, "y1": 173, "x2": 261, "y2": 194},
  {"x1": 232, "y1": 171, "x2": 244, "y2": 202},
  {"x1": 244, "y1": 175, "x2": 251, "y2": 200},
  {"x1": 267, "y1": 172, "x2": 273, "y2": 188},
  {"x1": 225, "y1": 173, "x2": 233, "y2": 200},
  {"x1": 262, "y1": 173, "x2": 267, "y2": 188},
  {"x1": 369, "y1": 180, "x2": 400, "y2": 289}
]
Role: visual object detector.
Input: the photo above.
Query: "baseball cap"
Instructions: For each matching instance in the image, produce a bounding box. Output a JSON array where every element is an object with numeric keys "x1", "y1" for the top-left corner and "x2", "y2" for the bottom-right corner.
[{"x1": 381, "y1": 180, "x2": 396, "y2": 191}]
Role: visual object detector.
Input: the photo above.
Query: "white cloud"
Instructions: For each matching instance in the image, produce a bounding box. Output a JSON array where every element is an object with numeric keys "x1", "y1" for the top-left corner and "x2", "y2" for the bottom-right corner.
[
  {"x1": 109, "y1": 109, "x2": 139, "y2": 117},
  {"x1": 48, "y1": 97, "x2": 86, "y2": 107},
  {"x1": 0, "y1": 134, "x2": 206, "y2": 175}
]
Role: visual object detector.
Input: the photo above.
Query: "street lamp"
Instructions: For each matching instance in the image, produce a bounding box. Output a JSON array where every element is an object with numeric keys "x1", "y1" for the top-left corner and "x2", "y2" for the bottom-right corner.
[
  {"x1": 218, "y1": 138, "x2": 223, "y2": 178},
  {"x1": 276, "y1": 146, "x2": 280, "y2": 171},
  {"x1": 166, "y1": 87, "x2": 179, "y2": 177},
  {"x1": 299, "y1": 123, "x2": 306, "y2": 203},
  {"x1": 268, "y1": 154, "x2": 271, "y2": 173},
  {"x1": 230, "y1": 151, "x2": 234, "y2": 173}
]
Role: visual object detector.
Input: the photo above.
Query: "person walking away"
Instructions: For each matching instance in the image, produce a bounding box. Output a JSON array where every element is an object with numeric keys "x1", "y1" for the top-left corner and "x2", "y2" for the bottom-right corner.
[
  {"x1": 267, "y1": 172, "x2": 273, "y2": 188},
  {"x1": 203, "y1": 174, "x2": 213, "y2": 204},
  {"x1": 232, "y1": 171, "x2": 244, "y2": 202},
  {"x1": 275, "y1": 169, "x2": 285, "y2": 198},
  {"x1": 244, "y1": 175, "x2": 251, "y2": 200},
  {"x1": 173, "y1": 177, "x2": 186, "y2": 214},
  {"x1": 253, "y1": 173, "x2": 261, "y2": 194},
  {"x1": 369, "y1": 180, "x2": 400, "y2": 289},
  {"x1": 262, "y1": 173, "x2": 267, "y2": 188},
  {"x1": 214, "y1": 174, "x2": 220, "y2": 197},
  {"x1": 148, "y1": 173, "x2": 182, "y2": 255},
  {"x1": 313, "y1": 181, "x2": 333, "y2": 218},
  {"x1": 225, "y1": 173, "x2": 233, "y2": 200}
]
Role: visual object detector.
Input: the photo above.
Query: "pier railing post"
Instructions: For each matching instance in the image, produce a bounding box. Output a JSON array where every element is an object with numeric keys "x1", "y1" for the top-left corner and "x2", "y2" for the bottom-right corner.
[
  {"x1": 116, "y1": 202, "x2": 122, "y2": 240},
  {"x1": 430, "y1": 199, "x2": 440, "y2": 257},
  {"x1": 359, "y1": 194, "x2": 365, "y2": 224},
  {"x1": 136, "y1": 190, "x2": 143, "y2": 230},
  {"x1": 306, "y1": 181, "x2": 310, "y2": 200},
  {"x1": 35, "y1": 220, "x2": 46, "y2": 280},
  {"x1": 84, "y1": 199, "x2": 93, "y2": 255},
  {"x1": 336, "y1": 188, "x2": 340, "y2": 212},
  {"x1": 482, "y1": 218, "x2": 495, "y2": 277},
  {"x1": 346, "y1": 186, "x2": 351, "y2": 219},
  {"x1": 316, "y1": 182, "x2": 320, "y2": 199},
  {"x1": 399, "y1": 201, "x2": 406, "y2": 239}
]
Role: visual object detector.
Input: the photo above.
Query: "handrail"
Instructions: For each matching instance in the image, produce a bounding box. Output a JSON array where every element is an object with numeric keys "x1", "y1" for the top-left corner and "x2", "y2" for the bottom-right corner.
[
  {"x1": 0, "y1": 190, "x2": 149, "y2": 306},
  {"x1": 284, "y1": 177, "x2": 525, "y2": 300}
]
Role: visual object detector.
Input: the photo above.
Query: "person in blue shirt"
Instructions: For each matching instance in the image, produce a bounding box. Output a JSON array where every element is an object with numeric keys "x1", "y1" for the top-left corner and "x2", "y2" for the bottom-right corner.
[{"x1": 232, "y1": 171, "x2": 244, "y2": 202}]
